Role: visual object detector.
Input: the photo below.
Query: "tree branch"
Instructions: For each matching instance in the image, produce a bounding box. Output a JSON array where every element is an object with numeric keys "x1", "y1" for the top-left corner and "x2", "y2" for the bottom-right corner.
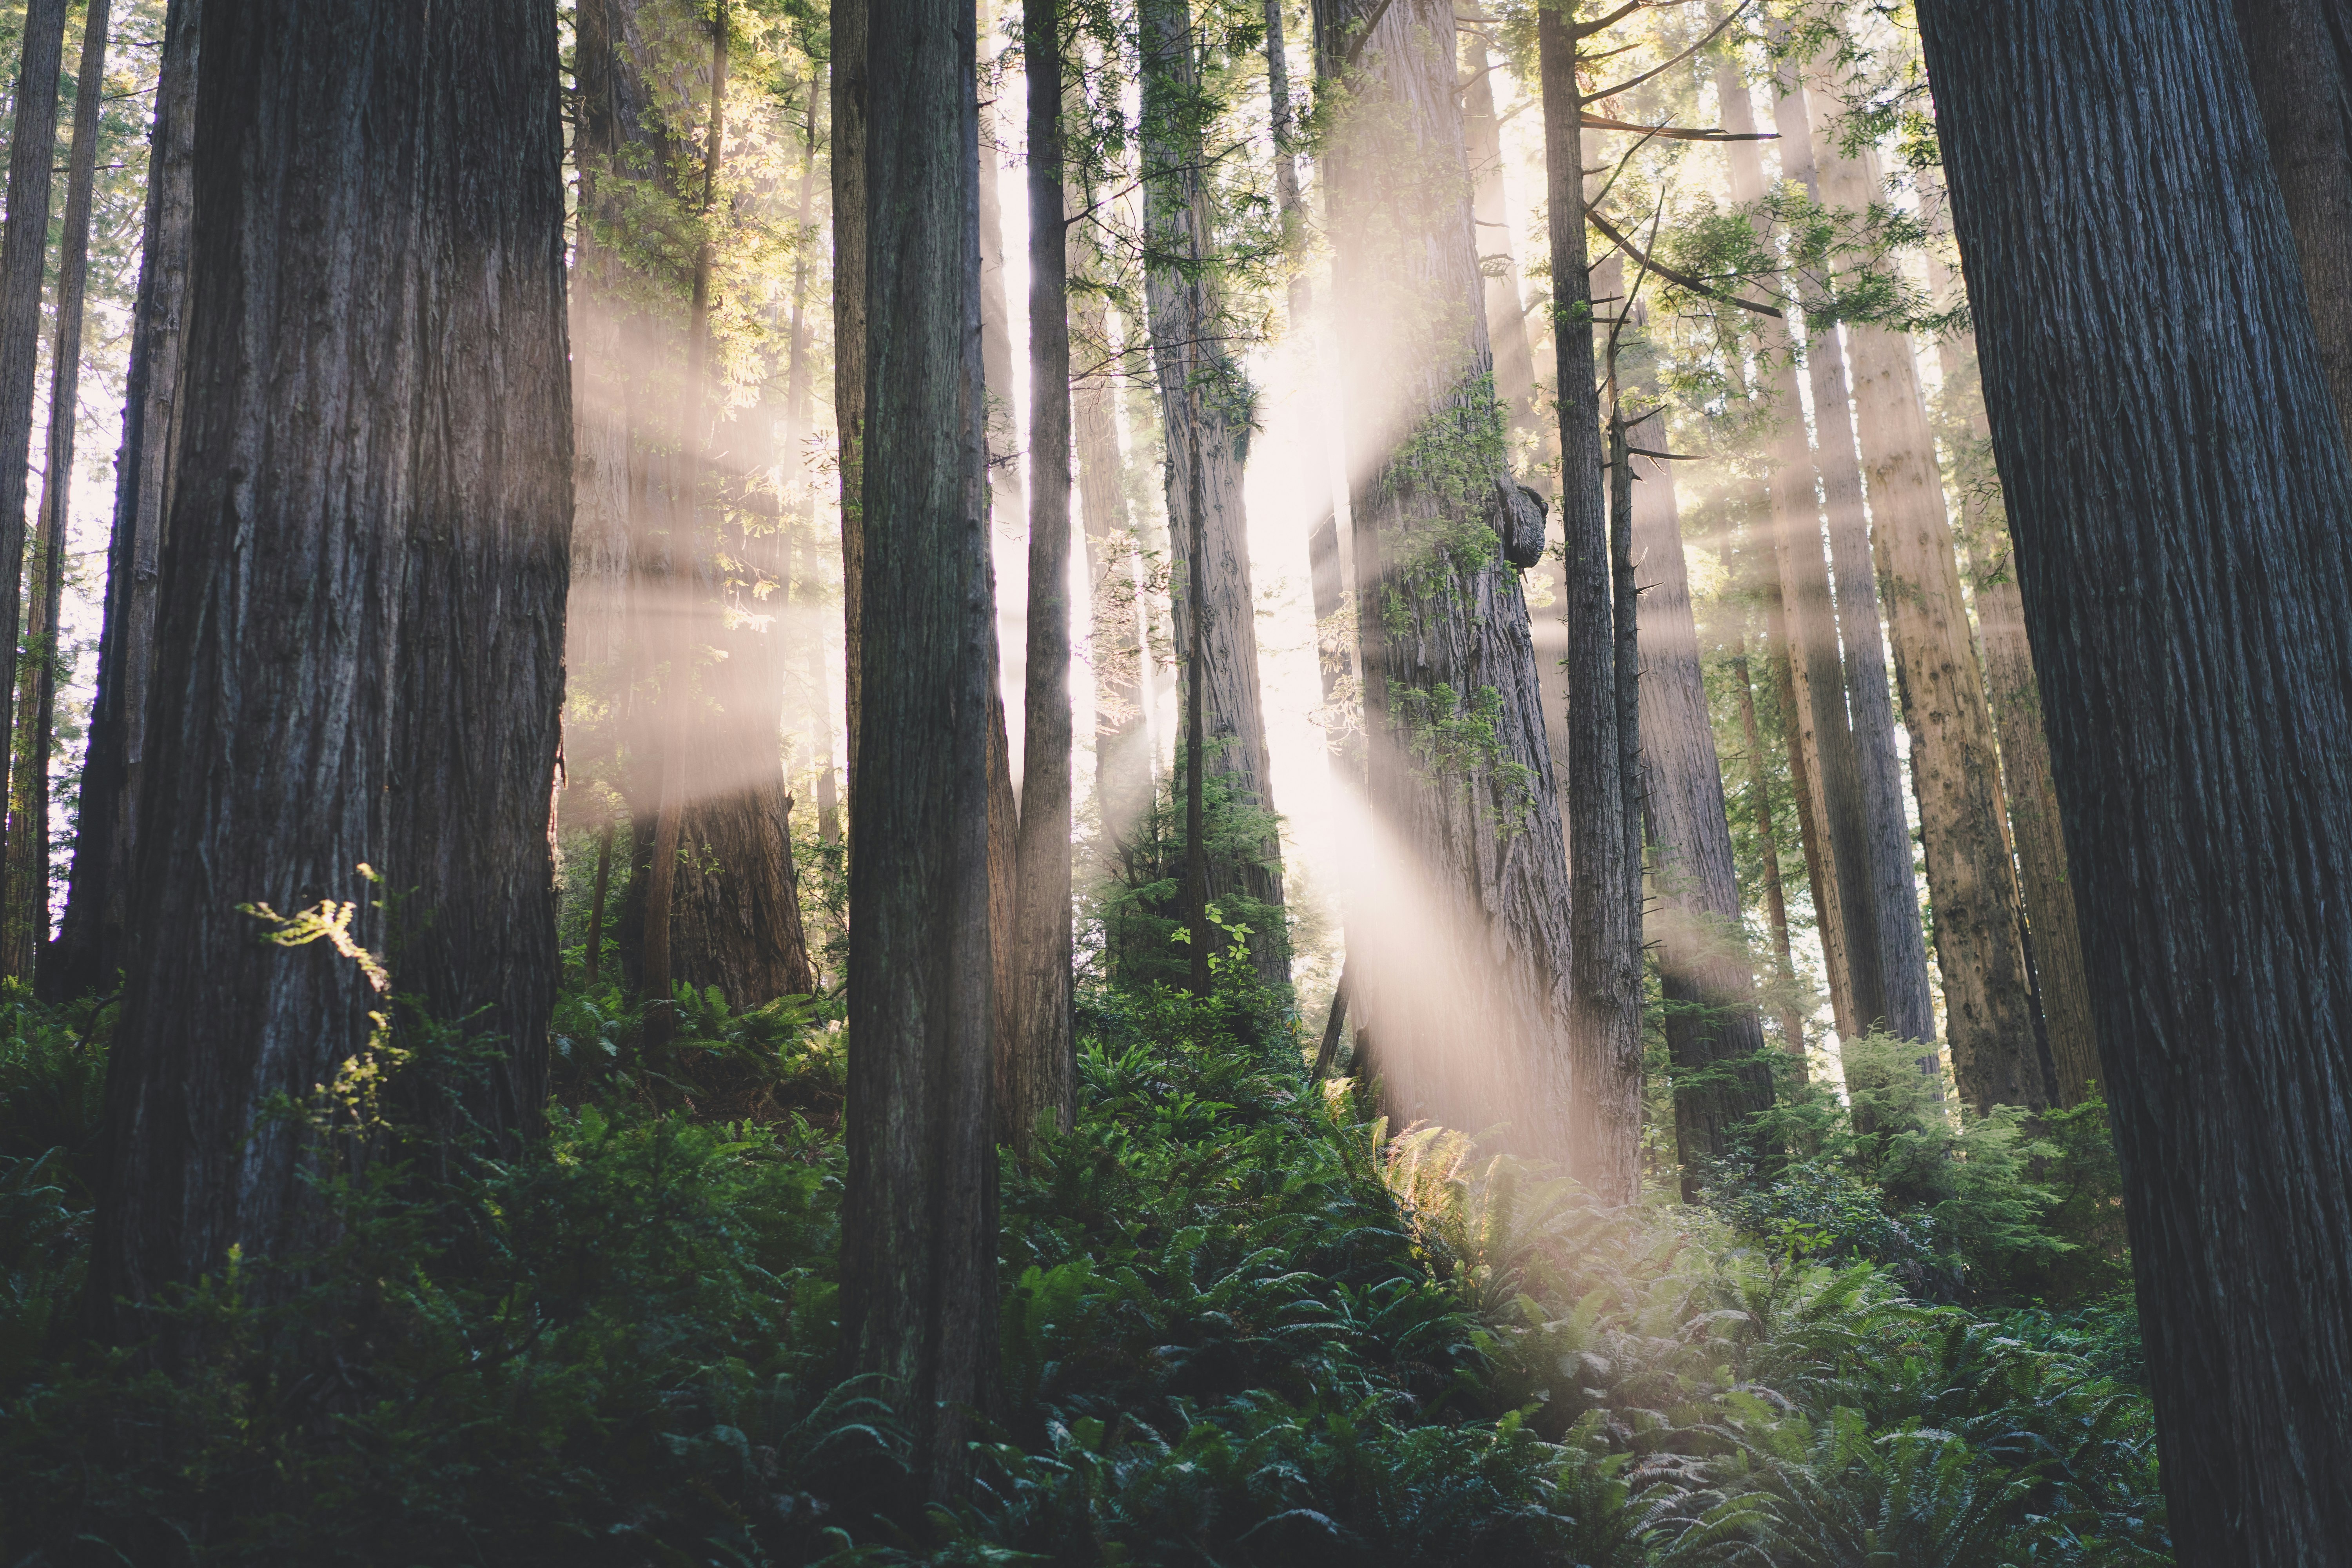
[
  {"x1": 1580, "y1": 112, "x2": 1773, "y2": 141},
  {"x1": 1587, "y1": 207, "x2": 1783, "y2": 318},
  {"x1": 1581, "y1": 0, "x2": 1751, "y2": 104}
]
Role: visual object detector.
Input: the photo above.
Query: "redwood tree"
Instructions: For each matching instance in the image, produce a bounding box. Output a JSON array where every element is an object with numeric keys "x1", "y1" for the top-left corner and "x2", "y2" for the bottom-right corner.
[
  {"x1": 1921, "y1": 0, "x2": 2352, "y2": 1555},
  {"x1": 90, "y1": 0, "x2": 571, "y2": 1332}
]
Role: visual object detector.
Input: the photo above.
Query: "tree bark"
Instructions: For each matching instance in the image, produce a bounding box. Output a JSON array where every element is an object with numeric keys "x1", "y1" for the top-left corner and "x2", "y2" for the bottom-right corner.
[
  {"x1": 1462, "y1": 21, "x2": 1538, "y2": 443},
  {"x1": 0, "y1": 0, "x2": 69, "y2": 908},
  {"x1": 7, "y1": 0, "x2": 110, "y2": 982},
  {"x1": 90, "y1": 0, "x2": 570, "y2": 1336},
  {"x1": 2233, "y1": 0, "x2": 2352, "y2": 452},
  {"x1": 1629, "y1": 410, "x2": 1774, "y2": 1186},
  {"x1": 1312, "y1": 0, "x2": 1579, "y2": 1168},
  {"x1": 1072, "y1": 255, "x2": 1151, "y2": 849},
  {"x1": 46, "y1": 0, "x2": 199, "y2": 1004},
  {"x1": 1729, "y1": 639, "x2": 1807, "y2": 1056},
  {"x1": 1004, "y1": 0, "x2": 1076, "y2": 1151},
  {"x1": 1919, "y1": 2, "x2": 2352, "y2": 1557},
  {"x1": 841, "y1": 0, "x2": 998, "y2": 1498},
  {"x1": 1142, "y1": 0, "x2": 1288, "y2": 989},
  {"x1": 1768, "y1": 65, "x2": 1935, "y2": 1050},
  {"x1": 1808, "y1": 114, "x2": 2045, "y2": 1112}
]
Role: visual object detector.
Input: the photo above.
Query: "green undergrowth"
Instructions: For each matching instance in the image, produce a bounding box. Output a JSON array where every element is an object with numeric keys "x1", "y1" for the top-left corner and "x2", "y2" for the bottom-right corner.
[{"x1": 0, "y1": 980, "x2": 2169, "y2": 1564}]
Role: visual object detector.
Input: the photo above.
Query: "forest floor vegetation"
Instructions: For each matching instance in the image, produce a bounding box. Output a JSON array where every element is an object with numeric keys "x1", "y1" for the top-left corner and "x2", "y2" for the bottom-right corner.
[{"x1": 0, "y1": 974, "x2": 2167, "y2": 1564}]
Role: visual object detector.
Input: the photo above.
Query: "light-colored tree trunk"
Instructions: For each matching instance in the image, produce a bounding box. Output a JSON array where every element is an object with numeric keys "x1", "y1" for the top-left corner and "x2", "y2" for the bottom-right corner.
[
  {"x1": 1810, "y1": 111, "x2": 2045, "y2": 1111},
  {"x1": 1071, "y1": 267, "x2": 1152, "y2": 848},
  {"x1": 1727, "y1": 631, "x2": 1808, "y2": 1056},
  {"x1": 1463, "y1": 21, "x2": 1538, "y2": 443}
]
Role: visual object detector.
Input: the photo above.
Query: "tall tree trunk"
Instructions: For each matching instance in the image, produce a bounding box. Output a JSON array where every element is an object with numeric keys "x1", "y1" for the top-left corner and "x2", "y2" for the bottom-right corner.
[
  {"x1": 1769, "y1": 65, "x2": 1935, "y2": 1050},
  {"x1": 831, "y1": 0, "x2": 868, "y2": 814},
  {"x1": 1628, "y1": 409, "x2": 1773, "y2": 1186},
  {"x1": 976, "y1": 0, "x2": 1023, "y2": 548},
  {"x1": 7, "y1": 0, "x2": 110, "y2": 982},
  {"x1": 1720, "y1": 62, "x2": 1880, "y2": 1045},
  {"x1": 1729, "y1": 638, "x2": 1808, "y2": 1056},
  {"x1": 46, "y1": 0, "x2": 200, "y2": 1004},
  {"x1": 1004, "y1": 0, "x2": 1076, "y2": 1150},
  {"x1": 842, "y1": 0, "x2": 998, "y2": 1497},
  {"x1": 1314, "y1": 0, "x2": 1579, "y2": 1168},
  {"x1": 1143, "y1": 0, "x2": 1287, "y2": 987},
  {"x1": 2234, "y1": 0, "x2": 2352, "y2": 451},
  {"x1": 640, "y1": 8, "x2": 730, "y2": 1044},
  {"x1": 1809, "y1": 113, "x2": 2044, "y2": 1112},
  {"x1": 0, "y1": 0, "x2": 69, "y2": 906},
  {"x1": 1921, "y1": 2, "x2": 2352, "y2": 1557},
  {"x1": 91, "y1": 0, "x2": 570, "y2": 1337},
  {"x1": 1072, "y1": 264, "x2": 1151, "y2": 849},
  {"x1": 1462, "y1": 21, "x2": 1537, "y2": 442}
]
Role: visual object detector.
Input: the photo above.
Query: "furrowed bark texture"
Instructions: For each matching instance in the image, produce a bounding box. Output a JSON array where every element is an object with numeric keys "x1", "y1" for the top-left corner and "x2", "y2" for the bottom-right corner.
[
  {"x1": 1629, "y1": 412, "x2": 1773, "y2": 1184},
  {"x1": 0, "y1": 0, "x2": 69, "y2": 902},
  {"x1": 1809, "y1": 120, "x2": 2044, "y2": 1112},
  {"x1": 9, "y1": 0, "x2": 111, "y2": 982},
  {"x1": 1143, "y1": 0, "x2": 1287, "y2": 988},
  {"x1": 91, "y1": 0, "x2": 571, "y2": 1332},
  {"x1": 1920, "y1": 2, "x2": 2352, "y2": 1557},
  {"x1": 50, "y1": 0, "x2": 200, "y2": 1004},
  {"x1": 1720, "y1": 65, "x2": 1864, "y2": 1042},
  {"x1": 1770, "y1": 68, "x2": 1934, "y2": 1048},
  {"x1": 2234, "y1": 0, "x2": 2352, "y2": 453},
  {"x1": 830, "y1": 0, "x2": 867, "y2": 809},
  {"x1": 1004, "y1": 0, "x2": 1076, "y2": 1150},
  {"x1": 1311, "y1": 0, "x2": 1579, "y2": 1166},
  {"x1": 842, "y1": 0, "x2": 998, "y2": 1497}
]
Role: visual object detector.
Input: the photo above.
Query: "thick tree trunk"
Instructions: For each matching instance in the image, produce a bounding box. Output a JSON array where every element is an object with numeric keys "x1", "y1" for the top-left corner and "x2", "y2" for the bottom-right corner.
[
  {"x1": 1142, "y1": 0, "x2": 1287, "y2": 988},
  {"x1": 91, "y1": 0, "x2": 570, "y2": 1334},
  {"x1": 7, "y1": 0, "x2": 110, "y2": 982},
  {"x1": 1920, "y1": 2, "x2": 2352, "y2": 1557},
  {"x1": 1629, "y1": 411, "x2": 1774, "y2": 1185},
  {"x1": 841, "y1": 0, "x2": 998, "y2": 1497},
  {"x1": 1463, "y1": 23, "x2": 1537, "y2": 442},
  {"x1": 1310, "y1": 0, "x2": 1578, "y2": 1165},
  {"x1": 46, "y1": 0, "x2": 200, "y2": 1004},
  {"x1": 1004, "y1": 0, "x2": 1076, "y2": 1151},
  {"x1": 1809, "y1": 119, "x2": 2045, "y2": 1112},
  {"x1": 2234, "y1": 0, "x2": 2352, "y2": 451},
  {"x1": 831, "y1": 0, "x2": 867, "y2": 811},
  {"x1": 1769, "y1": 67, "x2": 1935, "y2": 1050},
  {"x1": 0, "y1": 0, "x2": 69, "y2": 905}
]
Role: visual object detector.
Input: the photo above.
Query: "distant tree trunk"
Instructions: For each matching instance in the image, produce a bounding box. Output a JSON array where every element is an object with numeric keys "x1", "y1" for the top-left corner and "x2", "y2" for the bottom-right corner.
[
  {"x1": 1920, "y1": 223, "x2": 2099, "y2": 1103},
  {"x1": 640, "y1": 7, "x2": 731, "y2": 1043},
  {"x1": 831, "y1": 0, "x2": 868, "y2": 811},
  {"x1": 1072, "y1": 269, "x2": 1151, "y2": 848},
  {"x1": 2234, "y1": 0, "x2": 2352, "y2": 450},
  {"x1": 7, "y1": 0, "x2": 110, "y2": 983},
  {"x1": 1729, "y1": 637, "x2": 1807, "y2": 1056},
  {"x1": 1463, "y1": 22, "x2": 1537, "y2": 442},
  {"x1": 1628, "y1": 410, "x2": 1774, "y2": 1186},
  {"x1": 976, "y1": 0, "x2": 1023, "y2": 550},
  {"x1": 1003, "y1": 0, "x2": 1076, "y2": 1150},
  {"x1": 1810, "y1": 119, "x2": 2044, "y2": 1112},
  {"x1": 1922, "y1": 1, "x2": 2352, "y2": 1557},
  {"x1": 841, "y1": 0, "x2": 998, "y2": 1498},
  {"x1": 91, "y1": 0, "x2": 570, "y2": 1336},
  {"x1": 1769, "y1": 65, "x2": 1935, "y2": 1049},
  {"x1": 1719, "y1": 63, "x2": 1878, "y2": 1045},
  {"x1": 1313, "y1": 0, "x2": 1577, "y2": 1165},
  {"x1": 0, "y1": 0, "x2": 69, "y2": 906},
  {"x1": 47, "y1": 0, "x2": 199, "y2": 1004},
  {"x1": 1143, "y1": 0, "x2": 1286, "y2": 987}
]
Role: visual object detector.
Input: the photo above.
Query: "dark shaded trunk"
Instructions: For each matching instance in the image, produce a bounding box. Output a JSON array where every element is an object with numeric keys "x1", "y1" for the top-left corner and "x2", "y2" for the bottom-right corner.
[
  {"x1": 2234, "y1": 0, "x2": 2352, "y2": 452},
  {"x1": 1769, "y1": 66, "x2": 1935, "y2": 1049},
  {"x1": 1312, "y1": 0, "x2": 1578, "y2": 1167},
  {"x1": 1143, "y1": 0, "x2": 1287, "y2": 989},
  {"x1": 1547, "y1": 11, "x2": 1642, "y2": 1196},
  {"x1": 0, "y1": 0, "x2": 69, "y2": 911},
  {"x1": 840, "y1": 0, "x2": 998, "y2": 1498},
  {"x1": 1920, "y1": 2, "x2": 2352, "y2": 1557},
  {"x1": 90, "y1": 0, "x2": 570, "y2": 1337},
  {"x1": 8, "y1": 0, "x2": 110, "y2": 982},
  {"x1": 1004, "y1": 0, "x2": 1076, "y2": 1149},
  {"x1": 1628, "y1": 412, "x2": 1774, "y2": 1188},
  {"x1": 587, "y1": 822, "x2": 615, "y2": 985},
  {"x1": 47, "y1": 0, "x2": 200, "y2": 1004}
]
